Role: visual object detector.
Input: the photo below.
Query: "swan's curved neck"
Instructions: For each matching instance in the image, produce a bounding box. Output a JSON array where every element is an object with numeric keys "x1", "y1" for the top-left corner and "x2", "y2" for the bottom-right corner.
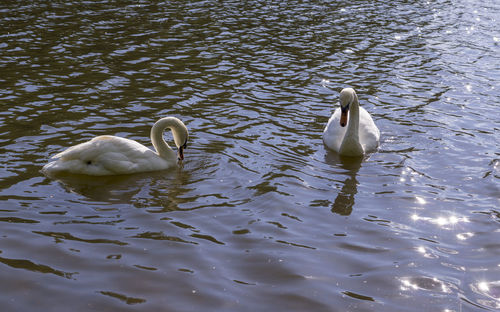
[
  {"x1": 151, "y1": 117, "x2": 182, "y2": 158},
  {"x1": 346, "y1": 96, "x2": 360, "y2": 138},
  {"x1": 340, "y1": 95, "x2": 364, "y2": 156}
]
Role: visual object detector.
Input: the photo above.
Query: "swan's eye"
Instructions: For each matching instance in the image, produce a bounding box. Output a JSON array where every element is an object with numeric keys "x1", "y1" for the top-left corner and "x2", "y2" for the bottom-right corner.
[{"x1": 86, "y1": 160, "x2": 92, "y2": 165}]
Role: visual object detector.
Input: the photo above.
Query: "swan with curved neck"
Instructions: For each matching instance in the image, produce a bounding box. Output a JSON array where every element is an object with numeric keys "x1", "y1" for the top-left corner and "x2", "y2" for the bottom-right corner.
[
  {"x1": 43, "y1": 117, "x2": 188, "y2": 176},
  {"x1": 323, "y1": 88, "x2": 380, "y2": 156}
]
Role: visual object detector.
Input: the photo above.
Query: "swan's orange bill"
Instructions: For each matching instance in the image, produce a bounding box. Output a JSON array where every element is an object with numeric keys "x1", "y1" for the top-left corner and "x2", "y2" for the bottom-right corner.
[{"x1": 340, "y1": 111, "x2": 348, "y2": 127}]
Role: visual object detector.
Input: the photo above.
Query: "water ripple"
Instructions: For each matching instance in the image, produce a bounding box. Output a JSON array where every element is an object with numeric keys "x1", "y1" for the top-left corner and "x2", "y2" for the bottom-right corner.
[{"x1": 0, "y1": 0, "x2": 499, "y2": 311}]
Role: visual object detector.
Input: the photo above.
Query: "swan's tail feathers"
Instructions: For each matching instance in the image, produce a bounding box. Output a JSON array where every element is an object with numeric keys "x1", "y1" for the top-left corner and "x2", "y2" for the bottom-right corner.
[
  {"x1": 41, "y1": 160, "x2": 73, "y2": 175},
  {"x1": 42, "y1": 159, "x2": 75, "y2": 174},
  {"x1": 42, "y1": 161, "x2": 56, "y2": 173}
]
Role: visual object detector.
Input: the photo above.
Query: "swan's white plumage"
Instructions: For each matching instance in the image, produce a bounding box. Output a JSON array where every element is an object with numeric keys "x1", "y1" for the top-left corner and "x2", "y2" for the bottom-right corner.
[
  {"x1": 322, "y1": 88, "x2": 380, "y2": 156},
  {"x1": 43, "y1": 117, "x2": 188, "y2": 176},
  {"x1": 323, "y1": 106, "x2": 379, "y2": 153}
]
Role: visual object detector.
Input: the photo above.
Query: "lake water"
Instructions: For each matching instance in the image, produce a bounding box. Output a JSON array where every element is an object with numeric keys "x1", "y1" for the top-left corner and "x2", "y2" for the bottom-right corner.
[{"x1": 1, "y1": 1, "x2": 499, "y2": 311}]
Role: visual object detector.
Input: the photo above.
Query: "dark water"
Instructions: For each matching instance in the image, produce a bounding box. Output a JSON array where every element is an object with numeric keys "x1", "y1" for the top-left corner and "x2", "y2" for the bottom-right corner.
[{"x1": 1, "y1": 1, "x2": 499, "y2": 311}]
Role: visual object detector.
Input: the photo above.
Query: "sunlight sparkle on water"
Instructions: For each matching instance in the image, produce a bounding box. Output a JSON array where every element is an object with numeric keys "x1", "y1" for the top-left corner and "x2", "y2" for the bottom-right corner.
[
  {"x1": 456, "y1": 232, "x2": 474, "y2": 240},
  {"x1": 411, "y1": 213, "x2": 469, "y2": 229},
  {"x1": 478, "y1": 281, "x2": 490, "y2": 292},
  {"x1": 431, "y1": 215, "x2": 468, "y2": 227},
  {"x1": 401, "y1": 279, "x2": 418, "y2": 291},
  {"x1": 449, "y1": 215, "x2": 459, "y2": 224},
  {"x1": 435, "y1": 217, "x2": 448, "y2": 226},
  {"x1": 417, "y1": 246, "x2": 426, "y2": 254},
  {"x1": 415, "y1": 196, "x2": 426, "y2": 204},
  {"x1": 474, "y1": 280, "x2": 500, "y2": 306}
]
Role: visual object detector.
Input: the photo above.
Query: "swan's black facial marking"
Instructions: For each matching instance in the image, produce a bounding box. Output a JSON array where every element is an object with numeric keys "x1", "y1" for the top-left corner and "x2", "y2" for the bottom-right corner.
[
  {"x1": 177, "y1": 138, "x2": 187, "y2": 161},
  {"x1": 177, "y1": 146, "x2": 184, "y2": 161},
  {"x1": 86, "y1": 160, "x2": 92, "y2": 165},
  {"x1": 341, "y1": 102, "x2": 350, "y2": 114},
  {"x1": 340, "y1": 102, "x2": 349, "y2": 127}
]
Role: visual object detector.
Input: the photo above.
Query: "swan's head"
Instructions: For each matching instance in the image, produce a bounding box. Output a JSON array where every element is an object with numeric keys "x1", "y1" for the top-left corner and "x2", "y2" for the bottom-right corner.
[
  {"x1": 177, "y1": 138, "x2": 187, "y2": 161},
  {"x1": 339, "y1": 88, "x2": 356, "y2": 127},
  {"x1": 172, "y1": 120, "x2": 188, "y2": 161}
]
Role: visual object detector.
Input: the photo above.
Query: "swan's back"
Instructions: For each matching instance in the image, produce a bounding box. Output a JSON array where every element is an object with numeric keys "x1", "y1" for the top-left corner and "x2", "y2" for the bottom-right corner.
[{"x1": 43, "y1": 135, "x2": 173, "y2": 176}]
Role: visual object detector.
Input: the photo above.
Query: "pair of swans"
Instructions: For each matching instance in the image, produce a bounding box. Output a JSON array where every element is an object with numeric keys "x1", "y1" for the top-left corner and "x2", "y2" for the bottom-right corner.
[{"x1": 43, "y1": 88, "x2": 379, "y2": 176}]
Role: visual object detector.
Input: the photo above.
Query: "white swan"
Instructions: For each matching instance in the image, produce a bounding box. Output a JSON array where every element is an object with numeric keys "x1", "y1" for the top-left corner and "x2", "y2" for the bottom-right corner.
[
  {"x1": 43, "y1": 117, "x2": 188, "y2": 176},
  {"x1": 323, "y1": 88, "x2": 380, "y2": 156}
]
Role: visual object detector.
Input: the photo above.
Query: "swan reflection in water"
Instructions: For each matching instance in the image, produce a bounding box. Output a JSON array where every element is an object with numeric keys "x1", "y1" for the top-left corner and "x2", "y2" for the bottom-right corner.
[
  {"x1": 325, "y1": 150, "x2": 363, "y2": 216},
  {"x1": 43, "y1": 168, "x2": 192, "y2": 210},
  {"x1": 322, "y1": 87, "x2": 379, "y2": 215}
]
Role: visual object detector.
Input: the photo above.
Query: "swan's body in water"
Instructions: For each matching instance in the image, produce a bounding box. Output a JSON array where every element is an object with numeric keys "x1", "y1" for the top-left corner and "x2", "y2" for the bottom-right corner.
[
  {"x1": 323, "y1": 88, "x2": 380, "y2": 156},
  {"x1": 43, "y1": 117, "x2": 188, "y2": 176}
]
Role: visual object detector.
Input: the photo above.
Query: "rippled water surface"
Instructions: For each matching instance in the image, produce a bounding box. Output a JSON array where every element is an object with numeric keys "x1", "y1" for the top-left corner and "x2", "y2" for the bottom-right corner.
[{"x1": 1, "y1": 1, "x2": 499, "y2": 311}]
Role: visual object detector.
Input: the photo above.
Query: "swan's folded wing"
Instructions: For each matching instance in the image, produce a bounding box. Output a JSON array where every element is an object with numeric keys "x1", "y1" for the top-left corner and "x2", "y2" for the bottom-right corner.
[
  {"x1": 358, "y1": 107, "x2": 381, "y2": 152},
  {"x1": 94, "y1": 151, "x2": 142, "y2": 174},
  {"x1": 85, "y1": 137, "x2": 162, "y2": 174},
  {"x1": 50, "y1": 136, "x2": 156, "y2": 174}
]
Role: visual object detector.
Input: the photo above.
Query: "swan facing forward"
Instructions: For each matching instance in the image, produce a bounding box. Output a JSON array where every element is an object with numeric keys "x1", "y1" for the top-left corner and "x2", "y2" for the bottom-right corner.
[
  {"x1": 323, "y1": 88, "x2": 380, "y2": 156},
  {"x1": 43, "y1": 117, "x2": 188, "y2": 176}
]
